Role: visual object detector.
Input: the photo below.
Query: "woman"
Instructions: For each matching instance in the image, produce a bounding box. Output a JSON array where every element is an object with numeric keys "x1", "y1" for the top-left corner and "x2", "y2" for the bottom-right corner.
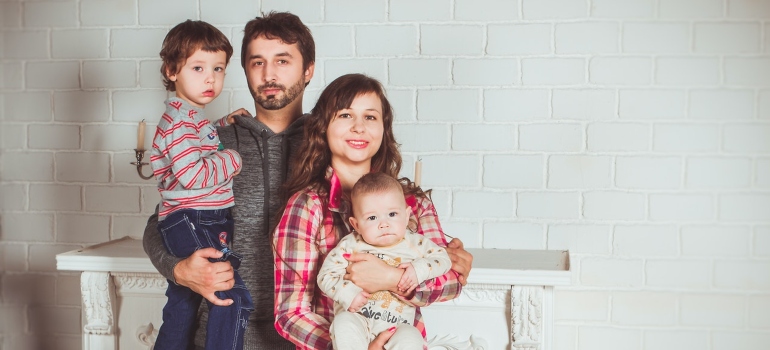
[{"x1": 273, "y1": 74, "x2": 473, "y2": 349}]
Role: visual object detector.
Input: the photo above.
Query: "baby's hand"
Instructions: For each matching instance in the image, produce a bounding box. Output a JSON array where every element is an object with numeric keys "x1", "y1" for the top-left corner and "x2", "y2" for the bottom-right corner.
[
  {"x1": 348, "y1": 291, "x2": 370, "y2": 312},
  {"x1": 397, "y1": 263, "x2": 419, "y2": 294}
]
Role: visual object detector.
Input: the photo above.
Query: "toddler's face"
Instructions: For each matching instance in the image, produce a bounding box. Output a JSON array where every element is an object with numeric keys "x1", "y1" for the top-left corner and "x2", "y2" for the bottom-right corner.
[
  {"x1": 349, "y1": 189, "x2": 409, "y2": 247},
  {"x1": 168, "y1": 48, "x2": 227, "y2": 108}
]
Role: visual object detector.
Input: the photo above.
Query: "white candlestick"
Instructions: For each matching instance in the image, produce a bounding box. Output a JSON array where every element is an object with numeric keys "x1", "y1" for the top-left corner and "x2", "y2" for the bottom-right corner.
[
  {"x1": 137, "y1": 120, "x2": 146, "y2": 150},
  {"x1": 414, "y1": 159, "x2": 422, "y2": 187}
]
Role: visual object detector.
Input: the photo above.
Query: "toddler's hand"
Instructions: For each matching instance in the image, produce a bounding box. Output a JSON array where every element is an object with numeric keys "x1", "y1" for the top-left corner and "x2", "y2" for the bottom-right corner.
[
  {"x1": 348, "y1": 291, "x2": 370, "y2": 312},
  {"x1": 226, "y1": 108, "x2": 252, "y2": 125},
  {"x1": 397, "y1": 263, "x2": 418, "y2": 295}
]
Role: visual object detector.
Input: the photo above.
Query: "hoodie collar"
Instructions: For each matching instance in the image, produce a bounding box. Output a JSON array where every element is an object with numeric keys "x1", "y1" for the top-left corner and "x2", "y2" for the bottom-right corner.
[{"x1": 232, "y1": 113, "x2": 308, "y2": 136}]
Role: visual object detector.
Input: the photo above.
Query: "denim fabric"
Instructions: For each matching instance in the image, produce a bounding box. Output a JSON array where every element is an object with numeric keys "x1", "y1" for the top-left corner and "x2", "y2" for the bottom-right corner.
[{"x1": 155, "y1": 209, "x2": 254, "y2": 350}]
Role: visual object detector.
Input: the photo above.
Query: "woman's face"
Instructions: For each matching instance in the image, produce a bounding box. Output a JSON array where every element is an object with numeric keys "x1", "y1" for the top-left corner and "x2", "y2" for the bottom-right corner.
[{"x1": 327, "y1": 92, "x2": 385, "y2": 170}]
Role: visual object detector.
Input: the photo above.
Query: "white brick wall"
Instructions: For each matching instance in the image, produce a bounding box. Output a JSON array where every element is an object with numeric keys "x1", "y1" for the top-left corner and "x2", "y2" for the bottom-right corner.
[{"x1": 2, "y1": 1, "x2": 769, "y2": 349}]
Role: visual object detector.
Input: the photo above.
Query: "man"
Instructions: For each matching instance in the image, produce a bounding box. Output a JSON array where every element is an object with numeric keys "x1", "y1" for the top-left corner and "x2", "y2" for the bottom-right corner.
[{"x1": 143, "y1": 12, "x2": 473, "y2": 350}]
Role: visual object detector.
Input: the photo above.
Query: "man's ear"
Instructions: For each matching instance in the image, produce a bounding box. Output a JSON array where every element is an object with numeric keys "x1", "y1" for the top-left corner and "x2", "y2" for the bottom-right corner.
[
  {"x1": 303, "y1": 62, "x2": 315, "y2": 84},
  {"x1": 349, "y1": 216, "x2": 359, "y2": 232}
]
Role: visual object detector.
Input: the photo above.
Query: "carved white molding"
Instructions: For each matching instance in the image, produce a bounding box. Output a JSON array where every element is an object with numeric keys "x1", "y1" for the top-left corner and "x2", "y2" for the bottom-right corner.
[
  {"x1": 461, "y1": 284, "x2": 509, "y2": 304},
  {"x1": 428, "y1": 334, "x2": 488, "y2": 350},
  {"x1": 136, "y1": 323, "x2": 158, "y2": 349},
  {"x1": 113, "y1": 272, "x2": 167, "y2": 295},
  {"x1": 81, "y1": 271, "x2": 116, "y2": 335},
  {"x1": 511, "y1": 286, "x2": 542, "y2": 347},
  {"x1": 58, "y1": 238, "x2": 570, "y2": 350}
]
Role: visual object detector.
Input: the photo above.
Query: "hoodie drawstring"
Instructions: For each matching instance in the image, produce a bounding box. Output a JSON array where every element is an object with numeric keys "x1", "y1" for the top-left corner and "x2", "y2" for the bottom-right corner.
[{"x1": 260, "y1": 129, "x2": 271, "y2": 236}]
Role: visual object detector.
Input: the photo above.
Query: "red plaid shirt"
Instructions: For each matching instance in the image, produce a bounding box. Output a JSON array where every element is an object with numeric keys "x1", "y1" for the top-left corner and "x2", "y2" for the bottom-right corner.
[{"x1": 273, "y1": 169, "x2": 463, "y2": 349}]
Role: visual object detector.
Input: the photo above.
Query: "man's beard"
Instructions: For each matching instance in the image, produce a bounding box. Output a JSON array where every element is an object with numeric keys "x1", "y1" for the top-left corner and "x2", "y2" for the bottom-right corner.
[{"x1": 252, "y1": 78, "x2": 305, "y2": 111}]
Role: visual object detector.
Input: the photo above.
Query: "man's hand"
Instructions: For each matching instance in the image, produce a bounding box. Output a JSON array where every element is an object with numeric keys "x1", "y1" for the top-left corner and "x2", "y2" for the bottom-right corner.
[
  {"x1": 173, "y1": 248, "x2": 235, "y2": 306},
  {"x1": 347, "y1": 291, "x2": 370, "y2": 312},
  {"x1": 344, "y1": 253, "x2": 401, "y2": 294},
  {"x1": 368, "y1": 326, "x2": 396, "y2": 350},
  {"x1": 226, "y1": 108, "x2": 253, "y2": 125},
  {"x1": 446, "y1": 238, "x2": 473, "y2": 286}
]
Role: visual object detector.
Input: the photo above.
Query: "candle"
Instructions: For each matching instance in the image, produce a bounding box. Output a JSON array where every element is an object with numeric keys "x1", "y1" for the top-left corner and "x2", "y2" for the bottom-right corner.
[
  {"x1": 137, "y1": 120, "x2": 146, "y2": 150},
  {"x1": 414, "y1": 158, "x2": 422, "y2": 187}
]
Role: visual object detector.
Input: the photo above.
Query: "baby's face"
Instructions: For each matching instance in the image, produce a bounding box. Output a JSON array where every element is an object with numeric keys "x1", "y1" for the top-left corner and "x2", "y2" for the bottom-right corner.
[{"x1": 349, "y1": 189, "x2": 409, "y2": 247}]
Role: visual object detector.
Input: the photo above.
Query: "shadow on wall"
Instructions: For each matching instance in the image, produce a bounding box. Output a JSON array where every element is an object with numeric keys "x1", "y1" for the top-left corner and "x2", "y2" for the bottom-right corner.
[{"x1": 0, "y1": 272, "x2": 81, "y2": 349}]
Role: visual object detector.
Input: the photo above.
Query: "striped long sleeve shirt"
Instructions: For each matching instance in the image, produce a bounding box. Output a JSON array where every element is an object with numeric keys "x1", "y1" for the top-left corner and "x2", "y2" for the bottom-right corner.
[
  {"x1": 150, "y1": 97, "x2": 242, "y2": 220},
  {"x1": 273, "y1": 168, "x2": 463, "y2": 350}
]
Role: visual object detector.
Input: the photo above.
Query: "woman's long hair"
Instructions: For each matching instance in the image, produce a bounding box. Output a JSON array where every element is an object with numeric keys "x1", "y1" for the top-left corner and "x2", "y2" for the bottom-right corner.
[
  {"x1": 272, "y1": 74, "x2": 428, "y2": 277},
  {"x1": 278, "y1": 74, "x2": 427, "y2": 220},
  {"x1": 283, "y1": 74, "x2": 406, "y2": 203}
]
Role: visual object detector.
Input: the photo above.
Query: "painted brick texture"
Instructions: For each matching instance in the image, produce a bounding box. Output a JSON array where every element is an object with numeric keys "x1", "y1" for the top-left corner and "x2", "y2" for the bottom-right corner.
[{"x1": 1, "y1": 1, "x2": 769, "y2": 349}]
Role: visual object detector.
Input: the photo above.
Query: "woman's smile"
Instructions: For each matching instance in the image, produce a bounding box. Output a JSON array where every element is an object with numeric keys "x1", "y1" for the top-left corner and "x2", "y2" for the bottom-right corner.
[
  {"x1": 327, "y1": 92, "x2": 384, "y2": 168},
  {"x1": 347, "y1": 140, "x2": 369, "y2": 148}
]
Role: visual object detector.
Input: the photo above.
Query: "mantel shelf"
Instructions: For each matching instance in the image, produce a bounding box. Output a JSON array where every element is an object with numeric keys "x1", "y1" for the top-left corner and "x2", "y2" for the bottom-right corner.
[
  {"x1": 56, "y1": 237, "x2": 571, "y2": 350},
  {"x1": 57, "y1": 236, "x2": 159, "y2": 274},
  {"x1": 57, "y1": 237, "x2": 571, "y2": 286}
]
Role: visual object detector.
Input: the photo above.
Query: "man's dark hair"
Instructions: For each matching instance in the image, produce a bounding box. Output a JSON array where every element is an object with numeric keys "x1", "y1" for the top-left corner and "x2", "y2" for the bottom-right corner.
[{"x1": 241, "y1": 12, "x2": 316, "y2": 71}]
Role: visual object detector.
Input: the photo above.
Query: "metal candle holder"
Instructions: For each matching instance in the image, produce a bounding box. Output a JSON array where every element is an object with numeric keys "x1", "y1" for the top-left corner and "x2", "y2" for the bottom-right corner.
[{"x1": 131, "y1": 149, "x2": 154, "y2": 180}]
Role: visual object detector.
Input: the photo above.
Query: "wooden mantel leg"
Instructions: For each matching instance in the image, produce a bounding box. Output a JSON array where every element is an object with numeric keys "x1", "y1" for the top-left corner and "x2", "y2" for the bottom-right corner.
[
  {"x1": 80, "y1": 271, "x2": 117, "y2": 350},
  {"x1": 511, "y1": 286, "x2": 544, "y2": 350}
]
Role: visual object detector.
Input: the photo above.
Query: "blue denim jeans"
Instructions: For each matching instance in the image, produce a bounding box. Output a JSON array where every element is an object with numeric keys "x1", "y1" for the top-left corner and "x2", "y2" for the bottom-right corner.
[{"x1": 154, "y1": 208, "x2": 254, "y2": 350}]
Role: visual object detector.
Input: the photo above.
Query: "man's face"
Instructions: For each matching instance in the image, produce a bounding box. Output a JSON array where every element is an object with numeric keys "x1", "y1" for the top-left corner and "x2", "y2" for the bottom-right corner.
[{"x1": 244, "y1": 36, "x2": 314, "y2": 111}]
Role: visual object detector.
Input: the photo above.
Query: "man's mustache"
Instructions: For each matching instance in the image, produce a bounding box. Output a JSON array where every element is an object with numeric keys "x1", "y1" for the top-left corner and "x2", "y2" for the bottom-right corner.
[{"x1": 257, "y1": 83, "x2": 285, "y2": 93}]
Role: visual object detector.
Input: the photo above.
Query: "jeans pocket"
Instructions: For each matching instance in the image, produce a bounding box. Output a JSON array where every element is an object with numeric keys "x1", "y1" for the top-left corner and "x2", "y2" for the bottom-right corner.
[
  {"x1": 159, "y1": 213, "x2": 202, "y2": 258},
  {"x1": 198, "y1": 209, "x2": 229, "y2": 225}
]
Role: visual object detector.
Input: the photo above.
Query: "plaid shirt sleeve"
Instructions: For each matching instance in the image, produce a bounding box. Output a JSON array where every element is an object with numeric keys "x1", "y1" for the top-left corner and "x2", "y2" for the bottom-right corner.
[
  {"x1": 406, "y1": 195, "x2": 463, "y2": 308},
  {"x1": 273, "y1": 190, "x2": 333, "y2": 350}
]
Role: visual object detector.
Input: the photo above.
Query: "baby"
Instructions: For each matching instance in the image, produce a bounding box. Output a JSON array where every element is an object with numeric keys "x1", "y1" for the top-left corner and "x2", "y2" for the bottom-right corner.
[{"x1": 317, "y1": 172, "x2": 451, "y2": 349}]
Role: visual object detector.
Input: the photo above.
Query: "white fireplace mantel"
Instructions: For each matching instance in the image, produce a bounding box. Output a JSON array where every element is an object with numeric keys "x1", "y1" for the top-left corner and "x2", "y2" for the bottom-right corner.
[{"x1": 57, "y1": 236, "x2": 570, "y2": 350}]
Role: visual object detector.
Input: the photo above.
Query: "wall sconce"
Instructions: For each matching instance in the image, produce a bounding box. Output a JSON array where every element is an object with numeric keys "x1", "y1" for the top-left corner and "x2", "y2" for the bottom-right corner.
[
  {"x1": 131, "y1": 149, "x2": 154, "y2": 180},
  {"x1": 131, "y1": 120, "x2": 153, "y2": 180}
]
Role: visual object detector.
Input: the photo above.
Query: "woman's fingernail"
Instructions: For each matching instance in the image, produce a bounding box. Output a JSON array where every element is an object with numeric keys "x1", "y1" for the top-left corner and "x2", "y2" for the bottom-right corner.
[
  {"x1": 388, "y1": 326, "x2": 396, "y2": 333},
  {"x1": 342, "y1": 253, "x2": 350, "y2": 259}
]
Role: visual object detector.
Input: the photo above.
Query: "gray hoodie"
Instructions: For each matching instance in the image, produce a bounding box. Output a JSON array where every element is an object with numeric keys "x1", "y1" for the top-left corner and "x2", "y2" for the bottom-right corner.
[{"x1": 143, "y1": 113, "x2": 307, "y2": 350}]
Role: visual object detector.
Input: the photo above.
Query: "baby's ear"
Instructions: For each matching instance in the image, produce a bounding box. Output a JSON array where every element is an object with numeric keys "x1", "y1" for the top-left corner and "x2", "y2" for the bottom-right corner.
[{"x1": 349, "y1": 217, "x2": 359, "y2": 231}]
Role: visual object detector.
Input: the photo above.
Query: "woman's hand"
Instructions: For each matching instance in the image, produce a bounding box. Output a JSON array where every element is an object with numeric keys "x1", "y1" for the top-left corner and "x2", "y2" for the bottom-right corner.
[
  {"x1": 344, "y1": 253, "x2": 402, "y2": 294},
  {"x1": 446, "y1": 238, "x2": 473, "y2": 286},
  {"x1": 368, "y1": 327, "x2": 396, "y2": 350}
]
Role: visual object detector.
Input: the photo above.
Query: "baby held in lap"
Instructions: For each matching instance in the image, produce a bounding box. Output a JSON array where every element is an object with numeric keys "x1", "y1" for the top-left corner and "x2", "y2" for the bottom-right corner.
[{"x1": 317, "y1": 173, "x2": 451, "y2": 349}]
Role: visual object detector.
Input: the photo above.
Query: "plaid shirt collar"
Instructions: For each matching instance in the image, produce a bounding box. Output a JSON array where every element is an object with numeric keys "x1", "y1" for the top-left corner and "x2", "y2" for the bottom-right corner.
[{"x1": 326, "y1": 166, "x2": 351, "y2": 216}]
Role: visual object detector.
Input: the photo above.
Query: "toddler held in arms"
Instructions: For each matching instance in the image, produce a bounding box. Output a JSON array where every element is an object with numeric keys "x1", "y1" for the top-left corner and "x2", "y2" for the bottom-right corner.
[{"x1": 149, "y1": 19, "x2": 251, "y2": 350}]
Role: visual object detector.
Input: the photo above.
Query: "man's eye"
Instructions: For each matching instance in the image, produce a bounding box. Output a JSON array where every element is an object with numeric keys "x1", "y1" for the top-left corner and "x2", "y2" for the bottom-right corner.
[{"x1": 278, "y1": 60, "x2": 288, "y2": 64}]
